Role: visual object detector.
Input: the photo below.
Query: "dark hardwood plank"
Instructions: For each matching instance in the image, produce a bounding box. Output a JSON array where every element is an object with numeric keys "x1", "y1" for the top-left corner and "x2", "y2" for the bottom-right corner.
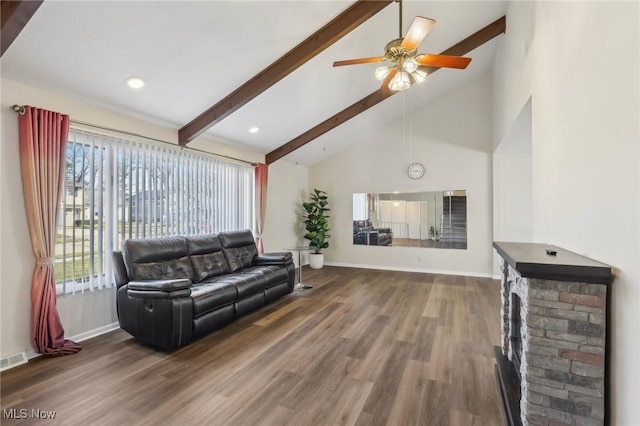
[
  {"x1": 346, "y1": 314, "x2": 389, "y2": 359},
  {"x1": 1, "y1": 266, "x2": 503, "y2": 425},
  {"x1": 358, "y1": 339, "x2": 414, "y2": 426}
]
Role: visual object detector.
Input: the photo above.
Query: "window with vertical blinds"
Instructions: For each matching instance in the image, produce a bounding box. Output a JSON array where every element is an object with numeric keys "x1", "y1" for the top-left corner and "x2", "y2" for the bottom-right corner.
[{"x1": 55, "y1": 129, "x2": 255, "y2": 295}]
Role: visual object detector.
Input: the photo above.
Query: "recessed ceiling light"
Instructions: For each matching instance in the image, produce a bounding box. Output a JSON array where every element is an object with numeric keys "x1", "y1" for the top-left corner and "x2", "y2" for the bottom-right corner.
[
  {"x1": 125, "y1": 76, "x2": 145, "y2": 89},
  {"x1": 248, "y1": 126, "x2": 260, "y2": 134}
]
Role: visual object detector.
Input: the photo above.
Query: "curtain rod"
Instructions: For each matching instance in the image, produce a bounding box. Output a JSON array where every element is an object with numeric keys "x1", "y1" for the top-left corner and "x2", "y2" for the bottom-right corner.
[{"x1": 10, "y1": 105, "x2": 257, "y2": 167}]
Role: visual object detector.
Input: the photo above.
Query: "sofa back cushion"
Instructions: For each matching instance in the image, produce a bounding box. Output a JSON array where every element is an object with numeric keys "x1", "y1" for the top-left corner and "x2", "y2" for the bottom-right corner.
[
  {"x1": 219, "y1": 229, "x2": 258, "y2": 272},
  {"x1": 186, "y1": 234, "x2": 231, "y2": 282},
  {"x1": 123, "y1": 236, "x2": 193, "y2": 281}
]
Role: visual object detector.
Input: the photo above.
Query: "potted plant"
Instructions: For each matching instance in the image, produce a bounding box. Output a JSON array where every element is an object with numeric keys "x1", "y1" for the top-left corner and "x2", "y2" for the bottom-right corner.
[
  {"x1": 302, "y1": 188, "x2": 331, "y2": 269},
  {"x1": 429, "y1": 226, "x2": 440, "y2": 241}
]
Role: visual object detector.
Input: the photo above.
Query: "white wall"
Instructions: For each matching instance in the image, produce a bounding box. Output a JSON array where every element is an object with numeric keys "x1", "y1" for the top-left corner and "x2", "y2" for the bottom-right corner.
[
  {"x1": 0, "y1": 78, "x2": 267, "y2": 359},
  {"x1": 493, "y1": 2, "x2": 639, "y2": 423},
  {"x1": 493, "y1": 98, "x2": 533, "y2": 274},
  {"x1": 310, "y1": 74, "x2": 494, "y2": 277},
  {"x1": 262, "y1": 160, "x2": 310, "y2": 267}
]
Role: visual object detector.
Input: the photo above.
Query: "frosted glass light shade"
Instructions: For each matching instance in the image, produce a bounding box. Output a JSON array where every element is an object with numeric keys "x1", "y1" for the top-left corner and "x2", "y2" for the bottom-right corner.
[
  {"x1": 374, "y1": 66, "x2": 391, "y2": 81},
  {"x1": 389, "y1": 71, "x2": 410, "y2": 91},
  {"x1": 403, "y1": 58, "x2": 418, "y2": 73},
  {"x1": 412, "y1": 69, "x2": 427, "y2": 84}
]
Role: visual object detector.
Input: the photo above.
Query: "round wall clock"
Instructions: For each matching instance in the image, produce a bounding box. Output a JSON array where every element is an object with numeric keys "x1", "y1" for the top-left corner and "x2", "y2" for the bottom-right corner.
[{"x1": 407, "y1": 162, "x2": 425, "y2": 180}]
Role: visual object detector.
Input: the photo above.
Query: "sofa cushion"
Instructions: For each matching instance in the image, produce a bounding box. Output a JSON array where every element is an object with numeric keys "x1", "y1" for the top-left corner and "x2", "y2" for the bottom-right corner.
[
  {"x1": 186, "y1": 234, "x2": 231, "y2": 282},
  {"x1": 199, "y1": 272, "x2": 265, "y2": 301},
  {"x1": 202, "y1": 271, "x2": 266, "y2": 299},
  {"x1": 219, "y1": 230, "x2": 258, "y2": 272},
  {"x1": 239, "y1": 266, "x2": 291, "y2": 289},
  {"x1": 232, "y1": 272, "x2": 266, "y2": 298},
  {"x1": 123, "y1": 236, "x2": 193, "y2": 281},
  {"x1": 190, "y1": 281, "x2": 238, "y2": 317}
]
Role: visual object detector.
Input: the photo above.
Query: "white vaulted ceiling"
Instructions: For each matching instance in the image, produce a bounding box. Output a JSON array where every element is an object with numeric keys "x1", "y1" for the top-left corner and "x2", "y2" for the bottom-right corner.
[{"x1": 1, "y1": 0, "x2": 507, "y2": 165}]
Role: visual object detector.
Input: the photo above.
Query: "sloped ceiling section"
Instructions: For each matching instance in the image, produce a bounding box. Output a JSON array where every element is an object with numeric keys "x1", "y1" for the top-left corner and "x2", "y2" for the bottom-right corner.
[
  {"x1": 178, "y1": 0, "x2": 393, "y2": 146},
  {"x1": 1, "y1": 1, "x2": 509, "y2": 166},
  {"x1": 266, "y1": 16, "x2": 506, "y2": 164}
]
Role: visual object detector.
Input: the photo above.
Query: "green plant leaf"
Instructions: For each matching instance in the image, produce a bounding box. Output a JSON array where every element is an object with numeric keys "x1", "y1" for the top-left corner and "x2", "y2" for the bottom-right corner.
[{"x1": 302, "y1": 189, "x2": 331, "y2": 253}]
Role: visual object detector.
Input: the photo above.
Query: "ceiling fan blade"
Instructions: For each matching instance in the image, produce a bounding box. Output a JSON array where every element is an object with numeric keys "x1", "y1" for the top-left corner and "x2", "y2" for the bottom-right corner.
[
  {"x1": 401, "y1": 17, "x2": 436, "y2": 50},
  {"x1": 416, "y1": 54, "x2": 472, "y2": 69},
  {"x1": 380, "y1": 68, "x2": 398, "y2": 96},
  {"x1": 333, "y1": 57, "x2": 386, "y2": 67}
]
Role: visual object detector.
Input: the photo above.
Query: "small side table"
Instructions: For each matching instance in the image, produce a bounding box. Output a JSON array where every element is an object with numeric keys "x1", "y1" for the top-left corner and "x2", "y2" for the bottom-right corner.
[{"x1": 284, "y1": 246, "x2": 312, "y2": 290}]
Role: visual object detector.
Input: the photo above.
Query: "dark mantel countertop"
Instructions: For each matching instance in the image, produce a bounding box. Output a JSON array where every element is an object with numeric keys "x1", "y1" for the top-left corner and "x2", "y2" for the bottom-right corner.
[{"x1": 493, "y1": 242, "x2": 612, "y2": 285}]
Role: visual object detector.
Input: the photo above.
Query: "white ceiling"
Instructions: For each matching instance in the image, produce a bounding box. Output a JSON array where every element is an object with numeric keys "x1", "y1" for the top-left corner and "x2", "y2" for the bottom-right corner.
[{"x1": 1, "y1": 0, "x2": 508, "y2": 166}]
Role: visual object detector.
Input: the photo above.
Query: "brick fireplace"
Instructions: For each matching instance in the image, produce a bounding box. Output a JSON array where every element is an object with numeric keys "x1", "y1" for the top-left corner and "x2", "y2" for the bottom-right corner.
[{"x1": 493, "y1": 242, "x2": 611, "y2": 426}]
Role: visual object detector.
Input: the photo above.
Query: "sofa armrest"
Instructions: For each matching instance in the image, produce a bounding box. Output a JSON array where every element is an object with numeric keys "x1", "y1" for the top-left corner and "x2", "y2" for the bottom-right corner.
[
  {"x1": 253, "y1": 252, "x2": 293, "y2": 266},
  {"x1": 112, "y1": 251, "x2": 129, "y2": 288},
  {"x1": 128, "y1": 279, "x2": 192, "y2": 292},
  {"x1": 118, "y1": 285, "x2": 193, "y2": 350}
]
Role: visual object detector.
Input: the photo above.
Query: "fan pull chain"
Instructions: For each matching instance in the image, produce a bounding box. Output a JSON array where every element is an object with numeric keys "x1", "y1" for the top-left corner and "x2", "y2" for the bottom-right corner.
[
  {"x1": 409, "y1": 87, "x2": 413, "y2": 162},
  {"x1": 401, "y1": 89, "x2": 406, "y2": 152}
]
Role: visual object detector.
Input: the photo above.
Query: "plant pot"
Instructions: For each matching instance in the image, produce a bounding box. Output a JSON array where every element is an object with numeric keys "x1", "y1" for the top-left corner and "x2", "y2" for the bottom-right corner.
[{"x1": 309, "y1": 253, "x2": 324, "y2": 269}]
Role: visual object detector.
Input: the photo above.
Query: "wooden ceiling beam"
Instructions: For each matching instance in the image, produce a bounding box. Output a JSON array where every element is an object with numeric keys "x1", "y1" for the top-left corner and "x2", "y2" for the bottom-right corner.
[
  {"x1": 1, "y1": 0, "x2": 44, "y2": 57},
  {"x1": 265, "y1": 15, "x2": 506, "y2": 165},
  {"x1": 178, "y1": 0, "x2": 393, "y2": 146}
]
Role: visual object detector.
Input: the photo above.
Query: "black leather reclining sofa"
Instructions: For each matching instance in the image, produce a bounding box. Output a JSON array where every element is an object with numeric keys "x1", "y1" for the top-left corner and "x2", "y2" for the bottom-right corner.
[
  {"x1": 353, "y1": 220, "x2": 392, "y2": 246},
  {"x1": 112, "y1": 229, "x2": 295, "y2": 350}
]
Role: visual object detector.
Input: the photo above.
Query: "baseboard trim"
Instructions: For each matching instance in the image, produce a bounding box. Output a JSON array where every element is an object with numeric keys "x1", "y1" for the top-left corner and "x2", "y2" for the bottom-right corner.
[
  {"x1": 323, "y1": 262, "x2": 493, "y2": 278},
  {"x1": 69, "y1": 322, "x2": 121, "y2": 344},
  {"x1": 16, "y1": 323, "x2": 121, "y2": 366}
]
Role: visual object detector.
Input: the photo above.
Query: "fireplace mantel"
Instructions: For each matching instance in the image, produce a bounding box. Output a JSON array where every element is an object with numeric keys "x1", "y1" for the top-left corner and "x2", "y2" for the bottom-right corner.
[
  {"x1": 493, "y1": 242, "x2": 611, "y2": 284},
  {"x1": 493, "y1": 242, "x2": 611, "y2": 426}
]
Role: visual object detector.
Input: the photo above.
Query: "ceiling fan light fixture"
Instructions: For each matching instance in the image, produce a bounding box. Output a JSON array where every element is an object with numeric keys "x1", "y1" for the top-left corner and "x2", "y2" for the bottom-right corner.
[
  {"x1": 412, "y1": 69, "x2": 427, "y2": 84},
  {"x1": 389, "y1": 71, "x2": 410, "y2": 91},
  {"x1": 332, "y1": 14, "x2": 471, "y2": 94},
  {"x1": 374, "y1": 66, "x2": 391, "y2": 81},
  {"x1": 403, "y1": 57, "x2": 418, "y2": 73}
]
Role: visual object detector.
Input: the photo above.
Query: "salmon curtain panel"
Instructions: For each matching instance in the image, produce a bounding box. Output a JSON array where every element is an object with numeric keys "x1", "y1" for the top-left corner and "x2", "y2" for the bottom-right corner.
[
  {"x1": 19, "y1": 106, "x2": 81, "y2": 355},
  {"x1": 254, "y1": 163, "x2": 268, "y2": 253}
]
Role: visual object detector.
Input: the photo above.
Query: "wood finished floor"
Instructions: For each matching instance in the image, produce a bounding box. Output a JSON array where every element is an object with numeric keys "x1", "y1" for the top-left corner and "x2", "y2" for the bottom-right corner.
[{"x1": 1, "y1": 266, "x2": 504, "y2": 426}]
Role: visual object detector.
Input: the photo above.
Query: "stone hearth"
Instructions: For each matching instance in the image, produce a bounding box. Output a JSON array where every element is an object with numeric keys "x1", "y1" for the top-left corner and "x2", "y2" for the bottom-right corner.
[{"x1": 493, "y1": 242, "x2": 611, "y2": 426}]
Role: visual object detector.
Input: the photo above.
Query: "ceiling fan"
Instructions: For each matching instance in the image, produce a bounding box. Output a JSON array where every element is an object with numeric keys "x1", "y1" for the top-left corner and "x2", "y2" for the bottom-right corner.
[{"x1": 333, "y1": 0, "x2": 472, "y2": 92}]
